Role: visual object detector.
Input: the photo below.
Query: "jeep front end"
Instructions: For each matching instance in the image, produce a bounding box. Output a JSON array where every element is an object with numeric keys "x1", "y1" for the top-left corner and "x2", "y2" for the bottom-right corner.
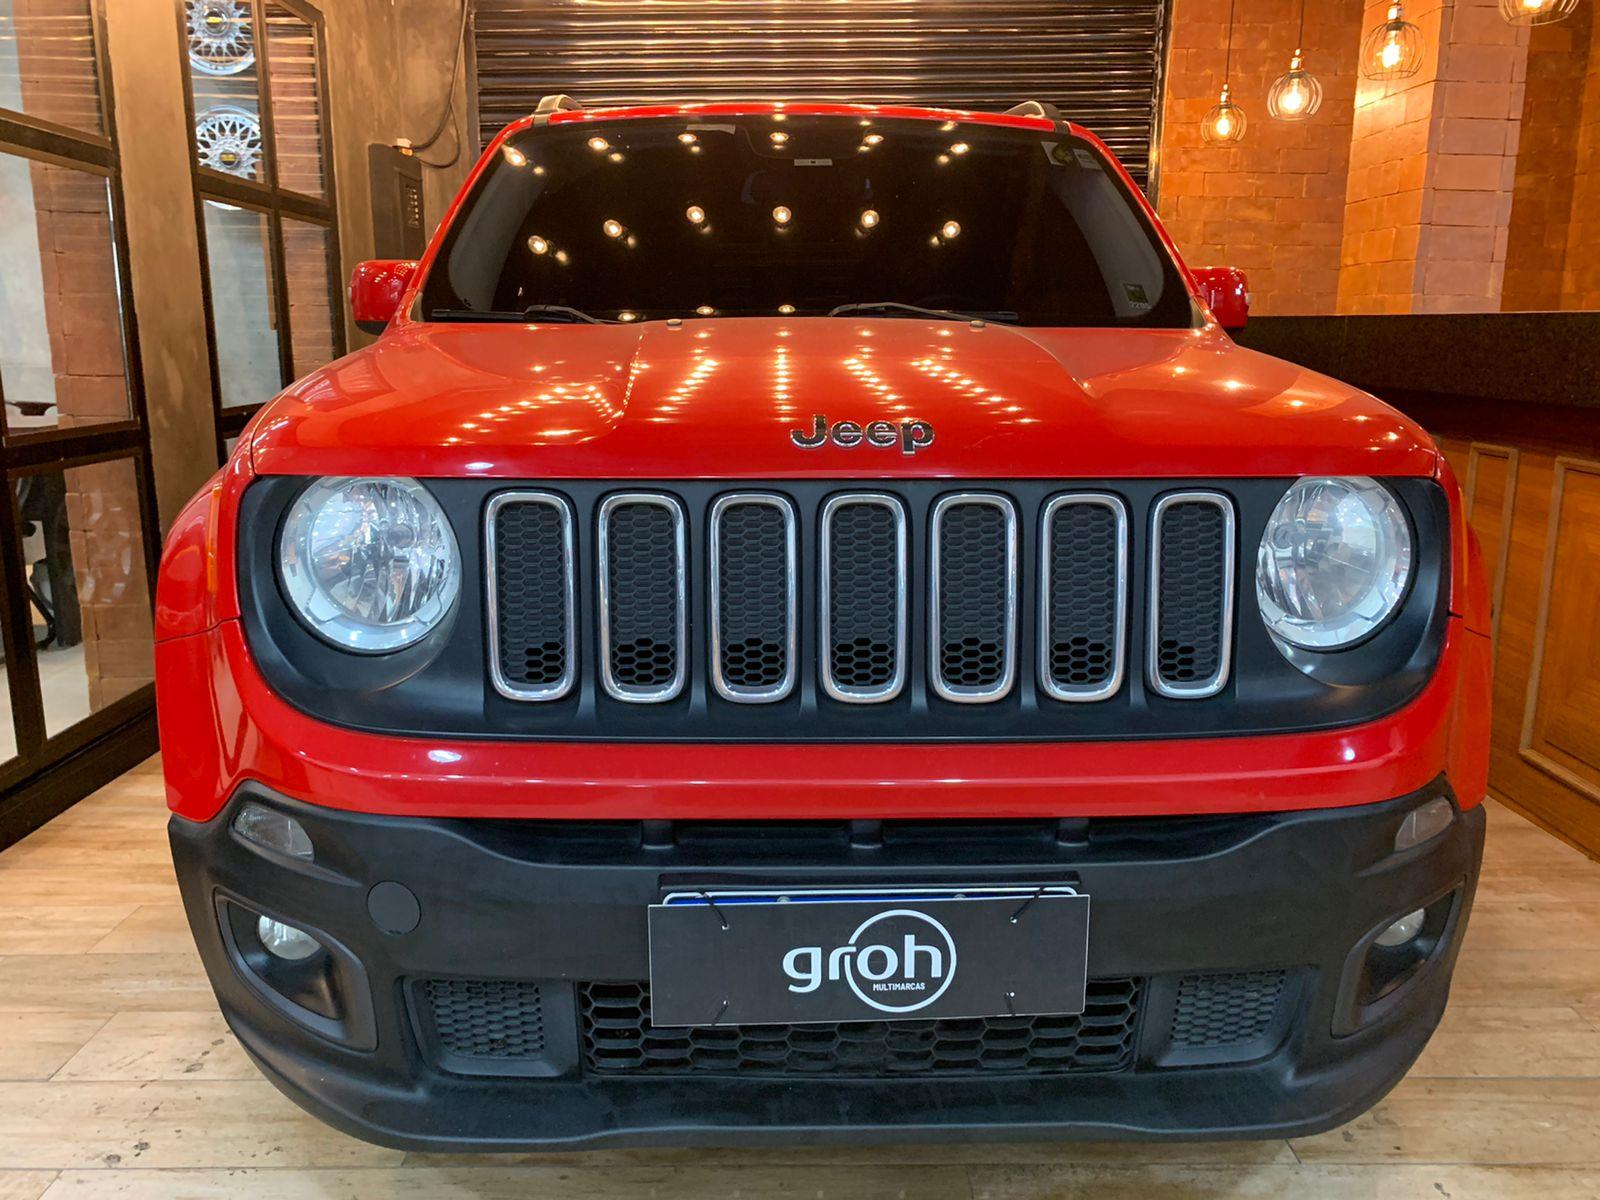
[{"x1": 155, "y1": 102, "x2": 1490, "y2": 1151}]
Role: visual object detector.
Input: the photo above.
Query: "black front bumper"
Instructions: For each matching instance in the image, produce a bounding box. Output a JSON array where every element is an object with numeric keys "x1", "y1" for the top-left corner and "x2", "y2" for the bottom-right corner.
[{"x1": 170, "y1": 782, "x2": 1484, "y2": 1151}]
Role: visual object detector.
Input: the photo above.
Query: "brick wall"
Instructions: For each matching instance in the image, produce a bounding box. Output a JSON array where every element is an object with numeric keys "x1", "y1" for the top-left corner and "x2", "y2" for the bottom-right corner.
[
  {"x1": 4, "y1": 0, "x2": 104, "y2": 133},
  {"x1": 282, "y1": 218, "x2": 336, "y2": 378},
  {"x1": 1336, "y1": 0, "x2": 1529, "y2": 314},
  {"x1": 1157, "y1": 0, "x2": 1364, "y2": 315},
  {"x1": 27, "y1": 163, "x2": 130, "y2": 428},
  {"x1": 1155, "y1": 0, "x2": 1600, "y2": 316},
  {"x1": 64, "y1": 458, "x2": 154, "y2": 711}
]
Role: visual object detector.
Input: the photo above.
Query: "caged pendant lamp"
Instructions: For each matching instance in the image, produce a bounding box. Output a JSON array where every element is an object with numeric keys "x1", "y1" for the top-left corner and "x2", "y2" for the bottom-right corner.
[
  {"x1": 1361, "y1": 1, "x2": 1426, "y2": 79},
  {"x1": 1498, "y1": 0, "x2": 1579, "y2": 24},
  {"x1": 1269, "y1": 0, "x2": 1324, "y2": 120},
  {"x1": 1202, "y1": 0, "x2": 1248, "y2": 144}
]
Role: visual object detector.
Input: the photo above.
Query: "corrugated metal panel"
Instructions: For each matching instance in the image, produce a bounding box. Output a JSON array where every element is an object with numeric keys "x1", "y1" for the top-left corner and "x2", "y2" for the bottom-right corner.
[{"x1": 471, "y1": 0, "x2": 1168, "y2": 187}]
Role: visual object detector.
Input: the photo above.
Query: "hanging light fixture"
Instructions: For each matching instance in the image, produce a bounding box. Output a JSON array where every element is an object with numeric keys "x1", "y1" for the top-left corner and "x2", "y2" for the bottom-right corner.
[
  {"x1": 1202, "y1": 0, "x2": 1247, "y2": 145},
  {"x1": 1498, "y1": 0, "x2": 1579, "y2": 24},
  {"x1": 1361, "y1": 2, "x2": 1425, "y2": 80},
  {"x1": 1269, "y1": 0, "x2": 1324, "y2": 121}
]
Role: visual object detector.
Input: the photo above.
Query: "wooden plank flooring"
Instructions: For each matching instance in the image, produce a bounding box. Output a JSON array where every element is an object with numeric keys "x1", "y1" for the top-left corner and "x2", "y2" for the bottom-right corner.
[{"x1": 1, "y1": 757, "x2": 1598, "y2": 1198}]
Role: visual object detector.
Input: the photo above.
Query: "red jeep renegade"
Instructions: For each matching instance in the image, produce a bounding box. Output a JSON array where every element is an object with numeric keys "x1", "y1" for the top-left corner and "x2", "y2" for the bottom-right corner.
[{"x1": 155, "y1": 99, "x2": 1492, "y2": 1150}]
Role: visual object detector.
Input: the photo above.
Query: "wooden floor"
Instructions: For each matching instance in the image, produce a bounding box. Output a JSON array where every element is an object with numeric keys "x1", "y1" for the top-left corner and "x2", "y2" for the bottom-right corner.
[{"x1": 1, "y1": 761, "x2": 1598, "y2": 1198}]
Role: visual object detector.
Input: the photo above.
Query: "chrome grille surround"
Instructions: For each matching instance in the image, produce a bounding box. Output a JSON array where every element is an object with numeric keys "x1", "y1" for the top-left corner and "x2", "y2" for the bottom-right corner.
[
  {"x1": 1147, "y1": 490, "x2": 1236, "y2": 700},
  {"x1": 1039, "y1": 493, "x2": 1129, "y2": 703},
  {"x1": 929, "y1": 492, "x2": 1018, "y2": 703},
  {"x1": 819, "y1": 492, "x2": 909, "y2": 704},
  {"x1": 708, "y1": 492, "x2": 799, "y2": 704},
  {"x1": 597, "y1": 492, "x2": 689, "y2": 703},
  {"x1": 484, "y1": 490, "x2": 578, "y2": 702}
]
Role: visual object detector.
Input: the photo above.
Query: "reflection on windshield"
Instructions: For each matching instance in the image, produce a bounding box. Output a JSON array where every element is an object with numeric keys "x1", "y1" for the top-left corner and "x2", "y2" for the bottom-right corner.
[{"x1": 423, "y1": 114, "x2": 1193, "y2": 329}]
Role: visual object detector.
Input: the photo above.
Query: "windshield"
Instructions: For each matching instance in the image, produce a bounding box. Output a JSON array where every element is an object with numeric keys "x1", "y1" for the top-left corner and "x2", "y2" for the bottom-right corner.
[{"x1": 421, "y1": 114, "x2": 1195, "y2": 328}]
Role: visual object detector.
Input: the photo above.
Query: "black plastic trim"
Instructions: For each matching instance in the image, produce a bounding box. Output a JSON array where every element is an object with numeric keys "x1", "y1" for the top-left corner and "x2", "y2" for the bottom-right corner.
[
  {"x1": 170, "y1": 778, "x2": 1485, "y2": 1149},
  {"x1": 235, "y1": 476, "x2": 1451, "y2": 742}
]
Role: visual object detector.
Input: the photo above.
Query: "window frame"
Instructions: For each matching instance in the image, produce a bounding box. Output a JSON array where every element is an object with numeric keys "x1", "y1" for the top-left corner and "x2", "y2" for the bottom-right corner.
[
  {"x1": 0, "y1": 0, "x2": 164, "y2": 811},
  {"x1": 174, "y1": 0, "x2": 344, "y2": 460}
]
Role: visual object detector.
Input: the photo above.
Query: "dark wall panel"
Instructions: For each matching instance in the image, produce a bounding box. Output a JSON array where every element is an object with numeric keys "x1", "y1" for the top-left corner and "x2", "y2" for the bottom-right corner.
[{"x1": 472, "y1": 0, "x2": 1167, "y2": 186}]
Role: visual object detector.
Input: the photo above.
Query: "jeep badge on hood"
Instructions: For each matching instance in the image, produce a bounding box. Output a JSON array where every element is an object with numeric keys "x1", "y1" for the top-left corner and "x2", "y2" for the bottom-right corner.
[{"x1": 791, "y1": 414, "x2": 936, "y2": 454}]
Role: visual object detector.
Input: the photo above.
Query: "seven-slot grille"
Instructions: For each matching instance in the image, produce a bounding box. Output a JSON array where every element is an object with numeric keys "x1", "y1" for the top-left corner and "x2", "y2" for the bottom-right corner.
[{"x1": 487, "y1": 487, "x2": 1237, "y2": 707}]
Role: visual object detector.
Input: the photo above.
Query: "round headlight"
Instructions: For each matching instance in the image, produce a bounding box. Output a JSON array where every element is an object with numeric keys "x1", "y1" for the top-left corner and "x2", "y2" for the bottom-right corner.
[
  {"x1": 278, "y1": 477, "x2": 460, "y2": 653},
  {"x1": 1256, "y1": 476, "x2": 1411, "y2": 650}
]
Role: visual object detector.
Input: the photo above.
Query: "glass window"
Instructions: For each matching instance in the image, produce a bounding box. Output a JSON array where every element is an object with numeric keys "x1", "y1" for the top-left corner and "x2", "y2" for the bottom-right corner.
[
  {"x1": 264, "y1": 2, "x2": 323, "y2": 197},
  {"x1": 15, "y1": 456, "x2": 152, "y2": 737},
  {"x1": 185, "y1": 0, "x2": 264, "y2": 183},
  {"x1": 0, "y1": 0, "x2": 104, "y2": 135},
  {"x1": 0, "y1": 153, "x2": 131, "y2": 432},
  {"x1": 184, "y1": 1, "x2": 340, "y2": 442},
  {"x1": 202, "y1": 201, "x2": 281, "y2": 407},
  {"x1": 423, "y1": 116, "x2": 1193, "y2": 329},
  {"x1": 282, "y1": 216, "x2": 334, "y2": 377}
]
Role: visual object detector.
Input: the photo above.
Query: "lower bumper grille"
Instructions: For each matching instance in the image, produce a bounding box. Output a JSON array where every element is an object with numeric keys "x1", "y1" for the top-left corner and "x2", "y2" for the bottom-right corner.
[
  {"x1": 577, "y1": 979, "x2": 1142, "y2": 1077},
  {"x1": 409, "y1": 970, "x2": 1298, "y2": 1079}
]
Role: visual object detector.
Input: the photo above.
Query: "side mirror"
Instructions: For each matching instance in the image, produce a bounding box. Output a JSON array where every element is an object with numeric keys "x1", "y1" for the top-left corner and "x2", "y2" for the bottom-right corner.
[
  {"x1": 1193, "y1": 266, "x2": 1249, "y2": 333},
  {"x1": 349, "y1": 259, "x2": 420, "y2": 335}
]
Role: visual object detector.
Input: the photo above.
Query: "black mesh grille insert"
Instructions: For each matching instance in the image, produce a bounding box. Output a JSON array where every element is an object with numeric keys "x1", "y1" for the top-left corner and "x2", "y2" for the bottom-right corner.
[
  {"x1": 602, "y1": 498, "x2": 683, "y2": 696},
  {"x1": 1044, "y1": 499, "x2": 1122, "y2": 697},
  {"x1": 421, "y1": 978, "x2": 548, "y2": 1060},
  {"x1": 1155, "y1": 498, "x2": 1230, "y2": 690},
  {"x1": 714, "y1": 500, "x2": 792, "y2": 697},
  {"x1": 1169, "y1": 970, "x2": 1288, "y2": 1049},
  {"x1": 578, "y1": 979, "x2": 1141, "y2": 1077},
  {"x1": 492, "y1": 498, "x2": 572, "y2": 695},
  {"x1": 934, "y1": 500, "x2": 1014, "y2": 696},
  {"x1": 825, "y1": 500, "x2": 903, "y2": 697}
]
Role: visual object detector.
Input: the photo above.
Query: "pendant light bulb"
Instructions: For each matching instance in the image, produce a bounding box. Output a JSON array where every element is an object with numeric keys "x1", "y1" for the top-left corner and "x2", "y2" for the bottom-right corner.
[
  {"x1": 1269, "y1": 51, "x2": 1324, "y2": 120},
  {"x1": 1361, "y1": 2, "x2": 1425, "y2": 79},
  {"x1": 1203, "y1": 0, "x2": 1247, "y2": 145},
  {"x1": 1498, "y1": 0, "x2": 1578, "y2": 24},
  {"x1": 1202, "y1": 83, "x2": 1248, "y2": 145}
]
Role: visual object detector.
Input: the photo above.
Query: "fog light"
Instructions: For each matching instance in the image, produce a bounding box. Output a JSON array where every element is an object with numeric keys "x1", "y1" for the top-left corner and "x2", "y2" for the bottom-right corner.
[
  {"x1": 1395, "y1": 797, "x2": 1453, "y2": 852},
  {"x1": 1374, "y1": 907, "x2": 1426, "y2": 948},
  {"x1": 233, "y1": 803, "x2": 313, "y2": 862},
  {"x1": 256, "y1": 916, "x2": 321, "y2": 961}
]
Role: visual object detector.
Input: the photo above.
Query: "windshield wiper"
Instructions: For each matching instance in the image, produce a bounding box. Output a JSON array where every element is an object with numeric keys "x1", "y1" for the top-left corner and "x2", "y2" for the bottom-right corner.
[
  {"x1": 428, "y1": 305, "x2": 615, "y2": 324},
  {"x1": 827, "y1": 301, "x2": 1018, "y2": 323}
]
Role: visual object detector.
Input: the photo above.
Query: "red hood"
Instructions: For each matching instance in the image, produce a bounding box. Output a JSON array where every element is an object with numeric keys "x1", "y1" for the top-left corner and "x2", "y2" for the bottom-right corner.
[{"x1": 247, "y1": 318, "x2": 1437, "y2": 479}]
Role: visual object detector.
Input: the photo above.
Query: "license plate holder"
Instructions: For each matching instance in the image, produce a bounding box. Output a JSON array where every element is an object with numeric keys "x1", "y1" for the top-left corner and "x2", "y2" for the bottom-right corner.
[{"x1": 647, "y1": 886, "x2": 1089, "y2": 1028}]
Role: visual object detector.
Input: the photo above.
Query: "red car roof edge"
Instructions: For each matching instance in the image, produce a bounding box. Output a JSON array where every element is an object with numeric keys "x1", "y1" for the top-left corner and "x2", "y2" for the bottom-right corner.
[{"x1": 494, "y1": 100, "x2": 1072, "y2": 141}]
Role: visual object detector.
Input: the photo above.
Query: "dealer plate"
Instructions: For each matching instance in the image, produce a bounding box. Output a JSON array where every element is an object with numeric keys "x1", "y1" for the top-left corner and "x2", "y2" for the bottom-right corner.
[{"x1": 647, "y1": 886, "x2": 1088, "y2": 1028}]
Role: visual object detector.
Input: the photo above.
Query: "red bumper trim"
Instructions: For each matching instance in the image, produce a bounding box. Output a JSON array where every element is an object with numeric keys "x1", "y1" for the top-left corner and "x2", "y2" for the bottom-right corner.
[{"x1": 159, "y1": 618, "x2": 1484, "y2": 823}]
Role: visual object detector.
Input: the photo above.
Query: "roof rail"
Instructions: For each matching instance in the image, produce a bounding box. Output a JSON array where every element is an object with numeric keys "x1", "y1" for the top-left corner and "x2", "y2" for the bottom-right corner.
[
  {"x1": 1005, "y1": 100, "x2": 1065, "y2": 122},
  {"x1": 535, "y1": 94, "x2": 584, "y2": 115}
]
